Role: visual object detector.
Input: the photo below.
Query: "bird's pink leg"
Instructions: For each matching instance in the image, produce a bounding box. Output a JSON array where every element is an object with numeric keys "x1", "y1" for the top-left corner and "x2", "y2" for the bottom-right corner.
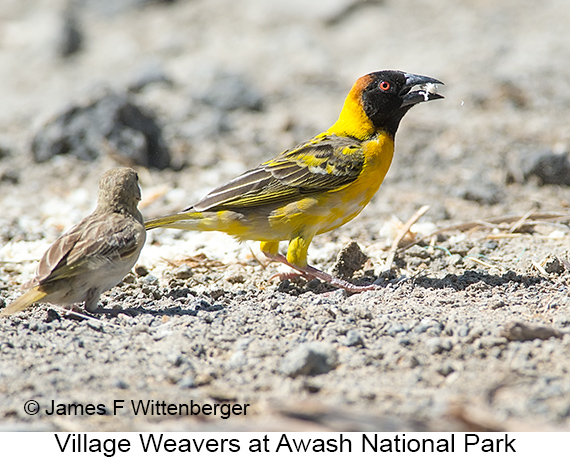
[{"x1": 264, "y1": 252, "x2": 377, "y2": 293}]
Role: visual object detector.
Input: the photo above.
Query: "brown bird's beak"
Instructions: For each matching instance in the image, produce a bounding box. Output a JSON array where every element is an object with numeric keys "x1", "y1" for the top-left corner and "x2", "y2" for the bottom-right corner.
[{"x1": 400, "y1": 73, "x2": 444, "y2": 107}]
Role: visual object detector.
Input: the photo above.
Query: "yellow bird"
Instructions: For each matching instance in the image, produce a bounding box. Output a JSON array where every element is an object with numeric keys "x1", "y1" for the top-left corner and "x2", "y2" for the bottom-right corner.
[{"x1": 146, "y1": 70, "x2": 443, "y2": 291}]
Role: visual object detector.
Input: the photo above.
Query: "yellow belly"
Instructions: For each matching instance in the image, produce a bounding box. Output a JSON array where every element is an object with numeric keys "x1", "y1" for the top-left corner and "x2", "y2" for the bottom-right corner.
[
  {"x1": 186, "y1": 133, "x2": 395, "y2": 243},
  {"x1": 266, "y1": 133, "x2": 395, "y2": 239}
]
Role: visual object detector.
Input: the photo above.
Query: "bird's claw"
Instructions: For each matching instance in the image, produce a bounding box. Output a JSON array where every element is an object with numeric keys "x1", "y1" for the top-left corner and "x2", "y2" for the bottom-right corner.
[{"x1": 264, "y1": 252, "x2": 377, "y2": 293}]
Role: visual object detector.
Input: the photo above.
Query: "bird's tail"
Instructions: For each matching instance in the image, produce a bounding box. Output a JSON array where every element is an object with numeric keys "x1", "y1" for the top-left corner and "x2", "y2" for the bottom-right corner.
[
  {"x1": 145, "y1": 211, "x2": 213, "y2": 231},
  {"x1": 1, "y1": 287, "x2": 48, "y2": 317}
]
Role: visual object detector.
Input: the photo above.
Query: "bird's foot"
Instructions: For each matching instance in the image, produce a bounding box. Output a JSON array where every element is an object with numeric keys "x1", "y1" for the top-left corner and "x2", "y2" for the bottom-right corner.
[
  {"x1": 264, "y1": 252, "x2": 377, "y2": 293},
  {"x1": 268, "y1": 271, "x2": 310, "y2": 282}
]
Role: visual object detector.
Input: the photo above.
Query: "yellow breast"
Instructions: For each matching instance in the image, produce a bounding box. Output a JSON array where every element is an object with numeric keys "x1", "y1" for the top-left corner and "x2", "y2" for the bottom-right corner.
[
  {"x1": 267, "y1": 132, "x2": 395, "y2": 238},
  {"x1": 315, "y1": 132, "x2": 394, "y2": 233}
]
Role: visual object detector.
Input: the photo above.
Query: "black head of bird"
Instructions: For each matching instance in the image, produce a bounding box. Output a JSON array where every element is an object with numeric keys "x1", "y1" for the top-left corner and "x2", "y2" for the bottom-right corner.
[{"x1": 336, "y1": 70, "x2": 444, "y2": 138}]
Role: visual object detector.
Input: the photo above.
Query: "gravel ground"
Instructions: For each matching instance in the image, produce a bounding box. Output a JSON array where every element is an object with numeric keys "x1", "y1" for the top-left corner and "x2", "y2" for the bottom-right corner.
[{"x1": 1, "y1": 0, "x2": 570, "y2": 432}]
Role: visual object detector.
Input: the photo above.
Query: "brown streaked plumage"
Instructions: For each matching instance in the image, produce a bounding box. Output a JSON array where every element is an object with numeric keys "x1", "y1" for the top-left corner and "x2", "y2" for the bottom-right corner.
[{"x1": 1, "y1": 167, "x2": 146, "y2": 316}]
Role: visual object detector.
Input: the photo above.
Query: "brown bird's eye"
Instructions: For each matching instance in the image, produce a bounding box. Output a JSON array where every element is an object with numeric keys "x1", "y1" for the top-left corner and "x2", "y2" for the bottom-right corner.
[{"x1": 379, "y1": 80, "x2": 391, "y2": 91}]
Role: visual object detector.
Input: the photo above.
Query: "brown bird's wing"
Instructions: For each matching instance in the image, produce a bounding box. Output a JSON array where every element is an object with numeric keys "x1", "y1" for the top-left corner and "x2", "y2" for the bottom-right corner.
[
  {"x1": 36, "y1": 213, "x2": 143, "y2": 284},
  {"x1": 192, "y1": 135, "x2": 365, "y2": 212}
]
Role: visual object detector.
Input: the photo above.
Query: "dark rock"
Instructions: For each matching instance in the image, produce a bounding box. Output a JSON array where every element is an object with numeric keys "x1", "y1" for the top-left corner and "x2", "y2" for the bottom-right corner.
[
  {"x1": 113, "y1": 379, "x2": 129, "y2": 389},
  {"x1": 134, "y1": 265, "x2": 149, "y2": 277},
  {"x1": 437, "y1": 362, "x2": 455, "y2": 377},
  {"x1": 524, "y1": 151, "x2": 570, "y2": 186},
  {"x1": 0, "y1": 169, "x2": 19, "y2": 184},
  {"x1": 58, "y1": 10, "x2": 83, "y2": 58},
  {"x1": 332, "y1": 241, "x2": 368, "y2": 279},
  {"x1": 507, "y1": 149, "x2": 570, "y2": 186},
  {"x1": 542, "y1": 255, "x2": 566, "y2": 275},
  {"x1": 45, "y1": 309, "x2": 62, "y2": 323},
  {"x1": 501, "y1": 322, "x2": 565, "y2": 342},
  {"x1": 0, "y1": 142, "x2": 13, "y2": 160},
  {"x1": 32, "y1": 93, "x2": 171, "y2": 169},
  {"x1": 121, "y1": 273, "x2": 136, "y2": 284}
]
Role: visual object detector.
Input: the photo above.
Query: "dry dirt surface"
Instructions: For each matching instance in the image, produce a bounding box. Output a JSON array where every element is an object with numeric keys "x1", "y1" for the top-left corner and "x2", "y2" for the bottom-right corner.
[{"x1": 1, "y1": 0, "x2": 570, "y2": 432}]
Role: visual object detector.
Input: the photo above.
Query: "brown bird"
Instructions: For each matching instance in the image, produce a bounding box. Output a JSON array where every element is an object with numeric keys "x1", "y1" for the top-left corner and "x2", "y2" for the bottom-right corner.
[{"x1": 1, "y1": 167, "x2": 146, "y2": 316}]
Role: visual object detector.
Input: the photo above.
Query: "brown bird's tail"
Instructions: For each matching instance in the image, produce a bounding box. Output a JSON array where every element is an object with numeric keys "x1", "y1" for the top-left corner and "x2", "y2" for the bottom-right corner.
[{"x1": 1, "y1": 287, "x2": 48, "y2": 317}]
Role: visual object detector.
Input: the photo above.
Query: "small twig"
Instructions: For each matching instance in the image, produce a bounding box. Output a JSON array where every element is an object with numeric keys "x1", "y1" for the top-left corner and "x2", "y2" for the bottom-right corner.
[
  {"x1": 465, "y1": 256, "x2": 495, "y2": 269},
  {"x1": 0, "y1": 259, "x2": 38, "y2": 264},
  {"x1": 62, "y1": 308, "x2": 123, "y2": 329},
  {"x1": 485, "y1": 233, "x2": 525, "y2": 240},
  {"x1": 384, "y1": 205, "x2": 430, "y2": 271},
  {"x1": 488, "y1": 234, "x2": 567, "y2": 240},
  {"x1": 249, "y1": 245, "x2": 270, "y2": 269},
  {"x1": 531, "y1": 260, "x2": 548, "y2": 276},
  {"x1": 398, "y1": 211, "x2": 570, "y2": 253},
  {"x1": 508, "y1": 209, "x2": 535, "y2": 233}
]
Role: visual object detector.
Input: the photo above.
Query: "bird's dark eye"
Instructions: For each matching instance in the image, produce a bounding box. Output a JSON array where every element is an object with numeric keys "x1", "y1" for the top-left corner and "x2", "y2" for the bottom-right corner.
[{"x1": 379, "y1": 80, "x2": 391, "y2": 91}]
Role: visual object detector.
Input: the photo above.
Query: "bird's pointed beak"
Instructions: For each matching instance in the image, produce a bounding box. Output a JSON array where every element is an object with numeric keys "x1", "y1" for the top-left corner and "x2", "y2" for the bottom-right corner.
[{"x1": 400, "y1": 73, "x2": 444, "y2": 107}]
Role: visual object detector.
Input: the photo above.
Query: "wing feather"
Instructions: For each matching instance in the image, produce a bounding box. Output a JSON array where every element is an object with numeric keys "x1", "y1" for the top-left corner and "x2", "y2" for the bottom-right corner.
[
  {"x1": 192, "y1": 135, "x2": 364, "y2": 212},
  {"x1": 36, "y1": 213, "x2": 143, "y2": 284}
]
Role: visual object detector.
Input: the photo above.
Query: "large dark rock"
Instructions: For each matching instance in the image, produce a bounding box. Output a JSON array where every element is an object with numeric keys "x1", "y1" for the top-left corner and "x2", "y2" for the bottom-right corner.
[
  {"x1": 522, "y1": 151, "x2": 570, "y2": 186},
  {"x1": 506, "y1": 147, "x2": 570, "y2": 186},
  {"x1": 32, "y1": 94, "x2": 171, "y2": 169}
]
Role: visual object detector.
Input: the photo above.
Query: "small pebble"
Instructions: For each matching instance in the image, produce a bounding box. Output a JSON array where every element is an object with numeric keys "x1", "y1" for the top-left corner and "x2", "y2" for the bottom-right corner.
[
  {"x1": 345, "y1": 329, "x2": 364, "y2": 347},
  {"x1": 280, "y1": 342, "x2": 338, "y2": 378}
]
